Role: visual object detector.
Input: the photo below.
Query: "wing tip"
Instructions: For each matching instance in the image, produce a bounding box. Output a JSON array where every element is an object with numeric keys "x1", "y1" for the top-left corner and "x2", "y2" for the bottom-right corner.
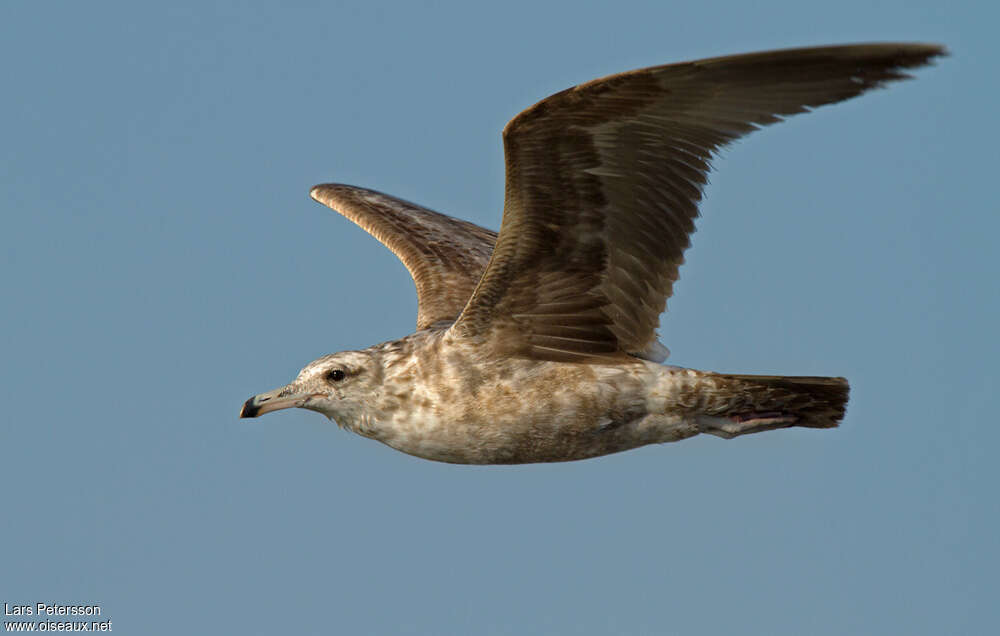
[
  {"x1": 888, "y1": 41, "x2": 948, "y2": 57},
  {"x1": 822, "y1": 41, "x2": 949, "y2": 73},
  {"x1": 311, "y1": 183, "x2": 375, "y2": 209},
  {"x1": 883, "y1": 41, "x2": 949, "y2": 67},
  {"x1": 309, "y1": 183, "x2": 340, "y2": 204}
]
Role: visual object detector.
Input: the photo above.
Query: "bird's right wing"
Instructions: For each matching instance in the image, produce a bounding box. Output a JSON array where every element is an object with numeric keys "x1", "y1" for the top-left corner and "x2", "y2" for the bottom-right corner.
[
  {"x1": 449, "y1": 43, "x2": 945, "y2": 362},
  {"x1": 310, "y1": 184, "x2": 497, "y2": 330}
]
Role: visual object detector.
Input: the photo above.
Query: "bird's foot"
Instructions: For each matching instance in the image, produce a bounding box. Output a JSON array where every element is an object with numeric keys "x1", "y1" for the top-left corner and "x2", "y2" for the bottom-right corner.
[{"x1": 699, "y1": 412, "x2": 799, "y2": 439}]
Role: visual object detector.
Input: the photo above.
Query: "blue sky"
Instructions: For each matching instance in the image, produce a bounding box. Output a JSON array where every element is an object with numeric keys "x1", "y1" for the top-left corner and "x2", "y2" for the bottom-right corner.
[{"x1": 2, "y1": 1, "x2": 995, "y2": 634}]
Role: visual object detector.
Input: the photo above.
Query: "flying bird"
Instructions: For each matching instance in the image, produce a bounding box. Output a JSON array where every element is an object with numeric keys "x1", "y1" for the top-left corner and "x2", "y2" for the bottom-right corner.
[{"x1": 241, "y1": 43, "x2": 943, "y2": 464}]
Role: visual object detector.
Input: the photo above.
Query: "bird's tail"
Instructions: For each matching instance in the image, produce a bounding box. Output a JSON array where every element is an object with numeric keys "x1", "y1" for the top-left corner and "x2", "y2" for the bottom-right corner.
[{"x1": 697, "y1": 373, "x2": 850, "y2": 438}]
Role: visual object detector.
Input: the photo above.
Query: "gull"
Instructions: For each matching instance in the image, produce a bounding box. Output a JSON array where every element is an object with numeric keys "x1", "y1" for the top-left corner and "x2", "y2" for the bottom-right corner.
[{"x1": 240, "y1": 43, "x2": 943, "y2": 464}]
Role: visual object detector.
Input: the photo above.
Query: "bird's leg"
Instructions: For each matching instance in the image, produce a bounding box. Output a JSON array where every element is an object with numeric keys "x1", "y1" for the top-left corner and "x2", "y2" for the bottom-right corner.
[{"x1": 698, "y1": 412, "x2": 799, "y2": 439}]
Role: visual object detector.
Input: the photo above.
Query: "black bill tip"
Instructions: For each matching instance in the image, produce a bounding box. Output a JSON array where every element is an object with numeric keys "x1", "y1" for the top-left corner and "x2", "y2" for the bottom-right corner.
[{"x1": 240, "y1": 396, "x2": 260, "y2": 418}]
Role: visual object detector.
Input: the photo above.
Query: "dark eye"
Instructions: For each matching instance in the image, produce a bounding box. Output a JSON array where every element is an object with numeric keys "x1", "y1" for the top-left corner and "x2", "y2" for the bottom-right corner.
[{"x1": 326, "y1": 369, "x2": 346, "y2": 382}]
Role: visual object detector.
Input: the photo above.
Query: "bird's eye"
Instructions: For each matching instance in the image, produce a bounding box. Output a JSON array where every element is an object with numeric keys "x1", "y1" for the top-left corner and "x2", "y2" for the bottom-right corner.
[{"x1": 326, "y1": 369, "x2": 346, "y2": 382}]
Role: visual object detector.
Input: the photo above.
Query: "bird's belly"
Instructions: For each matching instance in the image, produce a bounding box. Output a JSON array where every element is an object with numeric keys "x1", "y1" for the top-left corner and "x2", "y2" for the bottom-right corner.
[{"x1": 373, "y1": 392, "x2": 696, "y2": 465}]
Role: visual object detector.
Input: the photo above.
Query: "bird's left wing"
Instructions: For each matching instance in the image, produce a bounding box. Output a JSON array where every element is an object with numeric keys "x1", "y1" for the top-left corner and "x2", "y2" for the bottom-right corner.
[{"x1": 310, "y1": 184, "x2": 497, "y2": 329}]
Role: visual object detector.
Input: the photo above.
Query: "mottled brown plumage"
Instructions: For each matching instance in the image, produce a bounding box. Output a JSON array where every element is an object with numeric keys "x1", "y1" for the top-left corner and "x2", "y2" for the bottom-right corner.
[{"x1": 240, "y1": 43, "x2": 943, "y2": 464}]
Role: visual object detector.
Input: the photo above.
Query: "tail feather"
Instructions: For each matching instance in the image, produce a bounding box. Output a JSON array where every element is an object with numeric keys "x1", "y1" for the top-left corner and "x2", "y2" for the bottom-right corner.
[{"x1": 720, "y1": 374, "x2": 850, "y2": 430}]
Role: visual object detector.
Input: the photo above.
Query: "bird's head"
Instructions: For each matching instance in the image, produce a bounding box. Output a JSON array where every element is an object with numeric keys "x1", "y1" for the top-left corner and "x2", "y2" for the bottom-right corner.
[{"x1": 239, "y1": 350, "x2": 381, "y2": 429}]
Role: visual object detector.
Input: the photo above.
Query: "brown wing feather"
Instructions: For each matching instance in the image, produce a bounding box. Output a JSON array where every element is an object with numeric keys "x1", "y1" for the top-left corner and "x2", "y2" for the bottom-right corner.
[
  {"x1": 451, "y1": 43, "x2": 945, "y2": 361},
  {"x1": 310, "y1": 184, "x2": 497, "y2": 329}
]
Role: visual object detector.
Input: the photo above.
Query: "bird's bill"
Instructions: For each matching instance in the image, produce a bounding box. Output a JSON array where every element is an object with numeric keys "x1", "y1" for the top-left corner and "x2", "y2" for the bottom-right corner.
[{"x1": 239, "y1": 387, "x2": 320, "y2": 418}]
